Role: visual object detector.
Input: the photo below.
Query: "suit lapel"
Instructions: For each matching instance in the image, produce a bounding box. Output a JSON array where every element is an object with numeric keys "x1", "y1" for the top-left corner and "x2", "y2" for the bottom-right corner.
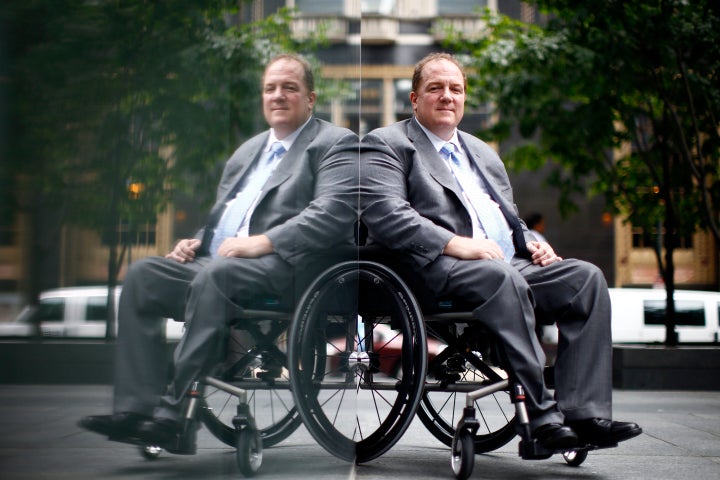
[
  {"x1": 458, "y1": 132, "x2": 522, "y2": 232},
  {"x1": 262, "y1": 117, "x2": 318, "y2": 194},
  {"x1": 407, "y1": 120, "x2": 466, "y2": 205},
  {"x1": 205, "y1": 134, "x2": 268, "y2": 229},
  {"x1": 223, "y1": 136, "x2": 269, "y2": 202}
]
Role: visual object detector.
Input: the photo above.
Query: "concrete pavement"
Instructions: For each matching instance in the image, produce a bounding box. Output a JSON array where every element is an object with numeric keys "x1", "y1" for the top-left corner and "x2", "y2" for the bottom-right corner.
[{"x1": 0, "y1": 385, "x2": 718, "y2": 479}]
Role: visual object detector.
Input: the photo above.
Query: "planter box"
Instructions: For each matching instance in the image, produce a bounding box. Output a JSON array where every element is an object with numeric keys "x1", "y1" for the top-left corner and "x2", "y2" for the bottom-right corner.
[
  {"x1": 613, "y1": 344, "x2": 720, "y2": 390},
  {"x1": 0, "y1": 340, "x2": 177, "y2": 384},
  {"x1": 2, "y1": 341, "x2": 718, "y2": 390}
]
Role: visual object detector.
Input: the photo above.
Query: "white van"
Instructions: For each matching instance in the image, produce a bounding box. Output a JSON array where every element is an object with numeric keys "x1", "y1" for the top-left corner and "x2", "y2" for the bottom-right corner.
[
  {"x1": 609, "y1": 288, "x2": 720, "y2": 343},
  {"x1": 0, "y1": 286, "x2": 184, "y2": 340},
  {"x1": 540, "y1": 288, "x2": 720, "y2": 347}
]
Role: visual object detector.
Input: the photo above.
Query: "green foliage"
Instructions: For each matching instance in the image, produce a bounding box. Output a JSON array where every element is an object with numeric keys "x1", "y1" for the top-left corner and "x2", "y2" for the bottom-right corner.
[{"x1": 446, "y1": 1, "x2": 720, "y2": 244}]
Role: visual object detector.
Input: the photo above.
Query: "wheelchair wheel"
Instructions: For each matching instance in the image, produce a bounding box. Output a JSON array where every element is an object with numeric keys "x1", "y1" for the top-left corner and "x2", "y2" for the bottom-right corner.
[
  {"x1": 289, "y1": 261, "x2": 428, "y2": 463},
  {"x1": 417, "y1": 328, "x2": 517, "y2": 453},
  {"x1": 200, "y1": 324, "x2": 301, "y2": 448},
  {"x1": 236, "y1": 427, "x2": 263, "y2": 477},
  {"x1": 451, "y1": 429, "x2": 475, "y2": 480}
]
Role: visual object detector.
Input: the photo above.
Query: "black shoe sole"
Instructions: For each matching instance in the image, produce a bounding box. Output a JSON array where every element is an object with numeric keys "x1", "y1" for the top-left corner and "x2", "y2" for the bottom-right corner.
[{"x1": 580, "y1": 426, "x2": 643, "y2": 448}]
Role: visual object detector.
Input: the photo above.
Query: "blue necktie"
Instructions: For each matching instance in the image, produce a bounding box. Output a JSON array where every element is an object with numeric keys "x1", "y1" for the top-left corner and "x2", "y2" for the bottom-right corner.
[
  {"x1": 440, "y1": 143, "x2": 515, "y2": 262},
  {"x1": 209, "y1": 141, "x2": 286, "y2": 256}
]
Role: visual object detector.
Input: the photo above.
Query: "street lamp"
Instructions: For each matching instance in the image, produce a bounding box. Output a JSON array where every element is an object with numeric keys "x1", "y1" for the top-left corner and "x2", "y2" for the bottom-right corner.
[{"x1": 126, "y1": 181, "x2": 144, "y2": 265}]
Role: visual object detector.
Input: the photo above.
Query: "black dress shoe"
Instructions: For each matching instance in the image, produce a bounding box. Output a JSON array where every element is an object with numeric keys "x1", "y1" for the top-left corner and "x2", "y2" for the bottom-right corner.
[
  {"x1": 137, "y1": 418, "x2": 196, "y2": 455},
  {"x1": 78, "y1": 412, "x2": 150, "y2": 441},
  {"x1": 137, "y1": 418, "x2": 180, "y2": 444},
  {"x1": 567, "y1": 418, "x2": 642, "y2": 447},
  {"x1": 532, "y1": 423, "x2": 579, "y2": 450}
]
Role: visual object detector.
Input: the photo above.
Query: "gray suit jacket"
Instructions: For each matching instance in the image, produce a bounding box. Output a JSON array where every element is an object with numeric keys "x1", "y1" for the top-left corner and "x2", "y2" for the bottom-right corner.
[
  {"x1": 199, "y1": 117, "x2": 358, "y2": 265},
  {"x1": 360, "y1": 117, "x2": 530, "y2": 273}
]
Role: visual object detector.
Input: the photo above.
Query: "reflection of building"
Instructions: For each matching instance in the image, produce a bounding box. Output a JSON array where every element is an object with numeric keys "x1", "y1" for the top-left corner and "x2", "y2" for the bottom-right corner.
[
  {"x1": 1, "y1": 0, "x2": 717, "y2": 297},
  {"x1": 615, "y1": 220, "x2": 717, "y2": 288}
]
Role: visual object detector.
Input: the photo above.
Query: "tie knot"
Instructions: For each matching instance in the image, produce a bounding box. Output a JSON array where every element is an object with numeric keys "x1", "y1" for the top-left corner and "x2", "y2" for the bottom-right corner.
[
  {"x1": 440, "y1": 143, "x2": 461, "y2": 167},
  {"x1": 440, "y1": 143, "x2": 454, "y2": 157},
  {"x1": 270, "y1": 142, "x2": 286, "y2": 156}
]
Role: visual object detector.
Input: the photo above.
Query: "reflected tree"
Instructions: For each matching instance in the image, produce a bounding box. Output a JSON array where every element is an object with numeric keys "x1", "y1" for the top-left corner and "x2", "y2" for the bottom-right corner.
[{"x1": 2, "y1": 1, "x2": 317, "y2": 338}]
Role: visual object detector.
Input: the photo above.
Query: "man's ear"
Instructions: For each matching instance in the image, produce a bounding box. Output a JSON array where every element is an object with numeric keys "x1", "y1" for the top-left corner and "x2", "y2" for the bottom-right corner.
[
  {"x1": 409, "y1": 91, "x2": 417, "y2": 110},
  {"x1": 308, "y1": 91, "x2": 317, "y2": 110}
]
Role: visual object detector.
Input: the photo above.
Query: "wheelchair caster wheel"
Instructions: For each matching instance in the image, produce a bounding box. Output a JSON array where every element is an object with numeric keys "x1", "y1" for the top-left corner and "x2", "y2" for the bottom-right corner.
[
  {"x1": 140, "y1": 445, "x2": 162, "y2": 460},
  {"x1": 451, "y1": 430, "x2": 475, "y2": 480},
  {"x1": 562, "y1": 448, "x2": 588, "y2": 466},
  {"x1": 236, "y1": 428, "x2": 263, "y2": 476}
]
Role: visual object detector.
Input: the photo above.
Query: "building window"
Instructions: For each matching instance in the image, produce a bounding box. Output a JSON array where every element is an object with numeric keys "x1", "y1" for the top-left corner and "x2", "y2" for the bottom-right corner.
[
  {"x1": 438, "y1": 0, "x2": 487, "y2": 15},
  {"x1": 363, "y1": 0, "x2": 395, "y2": 15},
  {"x1": 631, "y1": 226, "x2": 693, "y2": 249},
  {"x1": 394, "y1": 78, "x2": 413, "y2": 119},
  {"x1": 0, "y1": 189, "x2": 17, "y2": 246},
  {"x1": 0, "y1": 225, "x2": 14, "y2": 246},
  {"x1": 295, "y1": 0, "x2": 344, "y2": 15},
  {"x1": 102, "y1": 220, "x2": 157, "y2": 247}
]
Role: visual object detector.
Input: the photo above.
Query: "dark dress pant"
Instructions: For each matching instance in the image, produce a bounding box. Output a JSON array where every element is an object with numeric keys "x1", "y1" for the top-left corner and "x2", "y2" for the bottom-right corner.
[
  {"x1": 112, "y1": 254, "x2": 296, "y2": 420},
  {"x1": 424, "y1": 256, "x2": 612, "y2": 430}
]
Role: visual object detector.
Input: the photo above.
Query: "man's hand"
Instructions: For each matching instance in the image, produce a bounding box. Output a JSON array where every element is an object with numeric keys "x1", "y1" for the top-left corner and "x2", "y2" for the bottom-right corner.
[
  {"x1": 526, "y1": 241, "x2": 562, "y2": 267},
  {"x1": 166, "y1": 238, "x2": 202, "y2": 264},
  {"x1": 216, "y1": 235, "x2": 274, "y2": 258},
  {"x1": 443, "y1": 236, "x2": 505, "y2": 260}
]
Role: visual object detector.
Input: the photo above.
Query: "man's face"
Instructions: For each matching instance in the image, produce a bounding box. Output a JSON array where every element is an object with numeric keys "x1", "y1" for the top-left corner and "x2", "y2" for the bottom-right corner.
[
  {"x1": 410, "y1": 59, "x2": 465, "y2": 140},
  {"x1": 262, "y1": 58, "x2": 316, "y2": 139}
]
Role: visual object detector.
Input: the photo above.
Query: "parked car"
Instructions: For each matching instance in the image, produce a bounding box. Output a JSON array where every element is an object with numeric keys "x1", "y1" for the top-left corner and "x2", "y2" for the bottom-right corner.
[
  {"x1": 0, "y1": 286, "x2": 184, "y2": 340},
  {"x1": 541, "y1": 288, "x2": 720, "y2": 346}
]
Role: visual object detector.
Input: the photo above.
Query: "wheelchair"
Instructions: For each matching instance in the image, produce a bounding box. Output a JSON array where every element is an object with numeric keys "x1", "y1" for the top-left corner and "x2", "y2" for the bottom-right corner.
[
  {"x1": 285, "y1": 250, "x2": 597, "y2": 479},
  {"x1": 142, "y1": 251, "x2": 427, "y2": 473}
]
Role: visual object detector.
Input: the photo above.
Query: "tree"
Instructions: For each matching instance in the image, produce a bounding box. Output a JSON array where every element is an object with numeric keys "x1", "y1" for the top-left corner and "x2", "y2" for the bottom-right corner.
[
  {"x1": 2, "y1": 1, "x2": 320, "y2": 338},
  {"x1": 445, "y1": 0, "x2": 720, "y2": 345}
]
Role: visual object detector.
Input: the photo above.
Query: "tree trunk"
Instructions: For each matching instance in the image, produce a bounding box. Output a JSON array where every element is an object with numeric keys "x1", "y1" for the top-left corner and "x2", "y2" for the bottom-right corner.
[{"x1": 663, "y1": 187, "x2": 678, "y2": 347}]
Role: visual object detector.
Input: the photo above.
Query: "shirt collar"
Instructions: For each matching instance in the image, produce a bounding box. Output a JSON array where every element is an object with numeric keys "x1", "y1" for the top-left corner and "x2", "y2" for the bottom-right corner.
[
  {"x1": 267, "y1": 116, "x2": 313, "y2": 152},
  {"x1": 413, "y1": 117, "x2": 461, "y2": 154}
]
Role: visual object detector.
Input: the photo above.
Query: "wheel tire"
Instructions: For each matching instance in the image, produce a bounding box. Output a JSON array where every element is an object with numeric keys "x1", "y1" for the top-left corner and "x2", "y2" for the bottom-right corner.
[
  {"x1": 200, "y1": 343, "x2": 301, "y2": 448},
  {"x1": 289, "y1": 261, "x2": 428, "y2": 464},
  {"x1": 451, "y1": 430, "x2": 475, "y2": 480},
  {"x1": 563, "y1": 448, "x2": 588, "y2": 466},
  {"x1": 236, "y1": 428, "x2": 263, "y2": 477}
]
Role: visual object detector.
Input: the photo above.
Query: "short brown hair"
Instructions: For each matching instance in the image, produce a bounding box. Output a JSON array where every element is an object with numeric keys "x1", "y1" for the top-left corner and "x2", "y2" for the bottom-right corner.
[
  {"x1": 411, "y1": 52, "x2": 467, "y2": 92},
  {"x1": 264, "y1": 54, "x2": 315, "y2": 93}
]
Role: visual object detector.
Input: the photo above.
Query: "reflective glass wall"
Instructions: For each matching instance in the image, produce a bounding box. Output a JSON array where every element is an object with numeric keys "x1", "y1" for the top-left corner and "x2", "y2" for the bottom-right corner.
[{"x1": 0, "y1": 0, "x2": 504, "y2": 293}]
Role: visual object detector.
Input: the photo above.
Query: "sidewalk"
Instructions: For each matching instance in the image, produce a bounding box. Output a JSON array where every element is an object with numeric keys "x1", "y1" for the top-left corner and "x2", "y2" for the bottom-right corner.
[{"x1": 0, "y1": 385, "x2": 718, "y2": 479}]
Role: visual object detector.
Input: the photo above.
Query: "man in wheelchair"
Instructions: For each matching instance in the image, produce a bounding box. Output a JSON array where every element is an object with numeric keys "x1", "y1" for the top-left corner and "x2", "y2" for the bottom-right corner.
[
  {"x1": 79, "y1": 54, "x2": 358, "y2": 453},
  {"x1": 360, "y1": 52, "x2": 641, "y2": 452}
]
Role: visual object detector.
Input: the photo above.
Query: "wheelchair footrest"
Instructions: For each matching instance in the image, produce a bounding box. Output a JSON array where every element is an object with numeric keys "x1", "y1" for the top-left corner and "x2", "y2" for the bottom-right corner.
[
  {"x1": 163, "y1": 427, "x2": 198, "y2": 455},
  {"x1": 519, "y1": 438, "x2": 618, "y2": 461},
  {"x1": 518, "y1": 439, "x2": 555, "y2": 460}
]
